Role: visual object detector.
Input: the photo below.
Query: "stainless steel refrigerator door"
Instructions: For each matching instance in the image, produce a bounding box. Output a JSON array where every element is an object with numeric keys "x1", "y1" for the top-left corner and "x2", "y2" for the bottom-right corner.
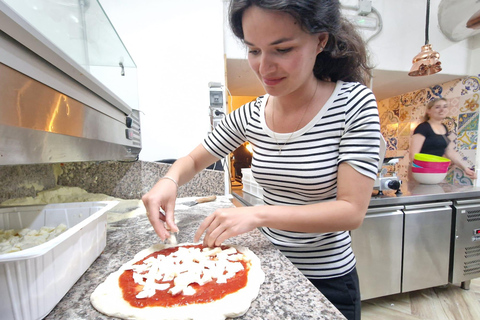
[
  {"x1": 450, "y1": 199, "x2": 480, "y2": 284},
  {"x1": 351, "y1": 205, "x2": 404, "y2": 300},
  {"x1": 403, "y1": 201, "x2": 452, "y2": 293}
]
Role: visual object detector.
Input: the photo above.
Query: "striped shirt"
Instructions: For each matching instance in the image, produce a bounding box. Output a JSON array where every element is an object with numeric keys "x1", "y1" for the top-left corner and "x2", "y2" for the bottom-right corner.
[{"x1": 203, "y1": 81, "x2": 380, "y2": 279}]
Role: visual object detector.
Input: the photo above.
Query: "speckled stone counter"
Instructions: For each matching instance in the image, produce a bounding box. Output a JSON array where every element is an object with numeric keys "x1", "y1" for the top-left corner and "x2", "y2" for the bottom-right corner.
[
  {"x1": 45, "y1": 196, "x2": 345, "y2": 320},
  {"x1": 0, "y1": 161, "x2": 225, "y2": 203}
]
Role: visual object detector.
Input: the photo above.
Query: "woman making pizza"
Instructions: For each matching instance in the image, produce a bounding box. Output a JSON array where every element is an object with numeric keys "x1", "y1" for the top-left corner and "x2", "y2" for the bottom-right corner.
[
  {"x1": 410, "y1": 98, "x2": 476, "y2": 178},
  {"x1": 142, "y1": 0, "x2": 380, "y2": 319}
]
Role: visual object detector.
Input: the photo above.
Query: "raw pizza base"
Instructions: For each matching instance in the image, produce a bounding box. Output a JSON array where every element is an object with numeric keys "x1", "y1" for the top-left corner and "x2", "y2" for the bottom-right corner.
[{"x1": 90, "y1": 243, "x2": 265, "y2": 320}]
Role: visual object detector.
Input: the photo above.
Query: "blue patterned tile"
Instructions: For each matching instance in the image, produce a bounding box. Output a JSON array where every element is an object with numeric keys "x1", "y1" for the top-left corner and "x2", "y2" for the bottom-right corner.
[
  {"x1": 386, "y1": 137, "x2": 397, "y2": 151},
  {"x1": 453, "y1": 168, "x2": 474, "y2": 186},
  {"x1": 457, "y1": 130, "x2": 478, "y2": 150},
  {"x1": 430, "y1": 85, "x2": 443, "y2": 97},
  {"x1": 458, "y1": 112, "x2": 478, "y2": 132},
  {"x1": 461, "y1": 75, "x2": 480, "y2": 95}
]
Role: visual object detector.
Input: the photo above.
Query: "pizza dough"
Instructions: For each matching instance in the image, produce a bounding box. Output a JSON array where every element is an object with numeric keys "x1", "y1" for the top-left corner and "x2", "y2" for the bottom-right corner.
[{"x1": 90, "y1": 243, "x2": 265, "y2": 320}]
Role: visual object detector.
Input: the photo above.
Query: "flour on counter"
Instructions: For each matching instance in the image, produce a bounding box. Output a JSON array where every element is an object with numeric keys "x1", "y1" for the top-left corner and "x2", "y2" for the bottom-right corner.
[
  {"x1": 106, "y1": 199, "x2": 146, "y2": 224},
  {"x1": 0, "y1": 224, "x2": 67, "y2": 254}
]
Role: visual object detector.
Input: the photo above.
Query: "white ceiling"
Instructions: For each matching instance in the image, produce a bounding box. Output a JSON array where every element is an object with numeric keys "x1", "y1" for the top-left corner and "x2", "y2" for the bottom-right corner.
[
  {"x1": 225, "y1": 0, "x2": 480, "y2": 102},
  {"x1": 226, "y1": 58, "x2": 462, "y2": 102}
]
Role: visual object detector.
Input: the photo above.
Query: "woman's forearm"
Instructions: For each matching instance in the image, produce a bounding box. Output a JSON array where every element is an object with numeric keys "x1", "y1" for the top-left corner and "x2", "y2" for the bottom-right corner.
[
  {"x1": 163, "y1": 144, "x2": 220, "y2": 187},
  {"x1": 410, "y1": 134, "x2": 426, "y2": 161},
  {"x1": 445, "y1": 147, "x2": 468, "y2": 170},
  {"x1": 255, "y1": 199, "x2": 367, "y2": 233}
]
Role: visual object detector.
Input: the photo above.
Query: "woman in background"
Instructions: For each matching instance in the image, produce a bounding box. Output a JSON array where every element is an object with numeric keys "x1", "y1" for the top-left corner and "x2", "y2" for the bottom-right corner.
[
  {"x1": 410, "y1": 98, "x2": 476, "y2": 178},
  {"x1": 142, "y1": 1, "x2": 381, "y2": 318}
]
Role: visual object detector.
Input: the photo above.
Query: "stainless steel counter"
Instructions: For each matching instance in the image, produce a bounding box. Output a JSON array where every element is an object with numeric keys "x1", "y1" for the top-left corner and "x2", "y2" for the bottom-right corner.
[
  {"x1": 369, "y1": 181, "x2": 480, "y2": 207},
  {"x1": 233, "y1": 182, "x2": 480, "y2": 209},
  {"x1": 232, "y1": 182, "x2": 480, "y2": 301}
]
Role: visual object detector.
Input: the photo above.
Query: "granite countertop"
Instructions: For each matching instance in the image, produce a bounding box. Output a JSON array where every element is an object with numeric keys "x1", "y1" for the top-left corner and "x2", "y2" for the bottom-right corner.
[{"x1": 46, "y1": 195, "x2": 345, "y2": 320}]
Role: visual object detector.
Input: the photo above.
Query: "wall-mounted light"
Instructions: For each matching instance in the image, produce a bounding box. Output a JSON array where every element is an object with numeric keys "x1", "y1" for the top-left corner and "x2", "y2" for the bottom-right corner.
[{"x1": 408, "y1": 0, "x2": 442, "y2": 77}]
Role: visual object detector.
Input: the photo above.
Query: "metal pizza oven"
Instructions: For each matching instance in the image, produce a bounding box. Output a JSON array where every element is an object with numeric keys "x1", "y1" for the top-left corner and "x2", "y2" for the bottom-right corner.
[{"x1": 0, "y1": 1, "x2": 141, "y2": 165}]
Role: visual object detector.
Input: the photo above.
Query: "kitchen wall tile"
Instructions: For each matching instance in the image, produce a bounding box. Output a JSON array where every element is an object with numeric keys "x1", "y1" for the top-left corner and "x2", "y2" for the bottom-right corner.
[
  {"x1": 460, "y1": 76, "x2": 480, "y2": 95},
  {"x1": 398, "y1": 122, "x2": 411, "y2": 138},
  {"x1": 460, "y1": 94, "x2": 480, "y2": 113},
  {"x1": 378, "y1": 74, "x2": 480, "y2": 186},
  {"x1": 444, "y1": 116, "x2": 458, "y2": 136},
  {"x1": 398, "y1": 136, "x2": 410, "y2": 151},
  {"x1": 448, "y1": 96, "x2": 461, "y2": 115},
  {"x1": 458, "y1": 113, "x2": 478, "y2": 134}
]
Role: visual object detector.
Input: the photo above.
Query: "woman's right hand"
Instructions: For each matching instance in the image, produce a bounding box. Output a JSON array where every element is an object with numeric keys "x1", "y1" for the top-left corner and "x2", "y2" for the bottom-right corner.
[
  {"x1": 463, "y1": 167, "x2": 477, "y2": 179},
  {"x1": 142, "y1": 178, "x2": 179, "y2": 240}
]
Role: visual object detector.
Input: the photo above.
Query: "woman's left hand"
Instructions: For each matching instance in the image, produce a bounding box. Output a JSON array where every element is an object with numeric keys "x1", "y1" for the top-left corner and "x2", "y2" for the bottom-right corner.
[{"x1": 194, "y1": 207, "x2": 260, "y2": 247}]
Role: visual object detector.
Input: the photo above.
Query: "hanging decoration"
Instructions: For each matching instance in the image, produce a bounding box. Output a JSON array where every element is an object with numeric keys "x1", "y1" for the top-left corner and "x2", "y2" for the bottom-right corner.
[{"x1": 408, "y1": 0, "x2": 442, "y2": 77}]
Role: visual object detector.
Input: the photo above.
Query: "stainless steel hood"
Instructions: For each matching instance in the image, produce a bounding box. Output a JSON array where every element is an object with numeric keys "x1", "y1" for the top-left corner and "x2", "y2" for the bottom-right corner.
[{"x1": 0, "y1": 1, "x2": 141, "y2": 165}]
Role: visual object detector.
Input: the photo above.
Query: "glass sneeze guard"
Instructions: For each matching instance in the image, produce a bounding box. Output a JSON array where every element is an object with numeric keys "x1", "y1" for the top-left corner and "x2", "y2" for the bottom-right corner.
[{"x1": 2, "y1": 0, "x2": 138, "y2": 109}]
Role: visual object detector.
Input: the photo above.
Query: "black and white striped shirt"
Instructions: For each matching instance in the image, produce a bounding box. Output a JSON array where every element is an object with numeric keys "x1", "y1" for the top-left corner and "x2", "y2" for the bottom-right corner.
[{"x1": 203, "y1": 81, "x2": 380, "y2": 279}]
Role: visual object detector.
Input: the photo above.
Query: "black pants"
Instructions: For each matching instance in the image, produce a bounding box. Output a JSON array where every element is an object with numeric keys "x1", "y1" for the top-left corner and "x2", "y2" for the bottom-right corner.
[{"x1": 308, "y1": 268, "x2": 361, "y2": 320}]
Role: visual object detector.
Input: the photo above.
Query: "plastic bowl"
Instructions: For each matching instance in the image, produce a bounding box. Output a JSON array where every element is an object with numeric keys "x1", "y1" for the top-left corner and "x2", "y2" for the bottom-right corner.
[
  {"x1": 414, "y1": 153, "x2": 450, "y2": 162},
  {"x1": 412, "y1": 172, "x2": 447, "y2": 184},
  {"x1": 413, "y1": 159, "x2": 451, "y2": 170},
  {"x1": 412, "y1": 166, "x2": 448, "y2": 174}
]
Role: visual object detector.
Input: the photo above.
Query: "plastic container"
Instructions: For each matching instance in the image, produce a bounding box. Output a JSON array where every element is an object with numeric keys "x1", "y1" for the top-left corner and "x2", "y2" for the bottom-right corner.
[
  {"x1": 241, "y1": 168, "x2": 252, "y2": 183},
  {"x1": 414, "y1": 153, "x2": 450, "y2": 162},
  {"x1": 413, "y1": 159, "x2": 450, "y2": 170},
  {"x1": 412, "y1": 166, "x2": 448, "y2": 174},
  {"x1": 242, "y1": 180, "x2": 263, "y2": 199},
  {"x1": 412, "y1": 172, "x2": 447, "y2": 184},
  {"x1": 0, "y1": 201, "x2": 118, "y2": 320}
]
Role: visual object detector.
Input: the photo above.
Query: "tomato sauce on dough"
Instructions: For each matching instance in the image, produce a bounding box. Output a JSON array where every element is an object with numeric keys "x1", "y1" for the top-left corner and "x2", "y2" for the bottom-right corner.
[{"x1": 118, "y1": 245, "x2": 249, "y2": 308}]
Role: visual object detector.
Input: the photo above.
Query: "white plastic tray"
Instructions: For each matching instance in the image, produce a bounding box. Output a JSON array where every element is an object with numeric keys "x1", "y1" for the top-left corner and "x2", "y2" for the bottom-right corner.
[
  {"x1": 242, "y1": 180, "x2": 263, "y2": 199},
  {"x1": 0, "y1": 201, "x2": 118, "y2": 320}
]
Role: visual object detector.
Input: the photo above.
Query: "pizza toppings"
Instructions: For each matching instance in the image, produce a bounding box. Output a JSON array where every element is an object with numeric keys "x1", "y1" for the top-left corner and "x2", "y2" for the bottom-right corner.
[
  {"x1": 119, "y1": 244, "x2": 250, "y2": 307},
  {"x1": 0, "y1": 224, "x2": 67, "y2": 254},
  {"x1": 91, "y1": 243, "x2": 265, "y2": 319}
]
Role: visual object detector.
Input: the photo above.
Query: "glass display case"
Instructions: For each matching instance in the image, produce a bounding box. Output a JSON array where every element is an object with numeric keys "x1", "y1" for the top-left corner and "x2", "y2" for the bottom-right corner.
[
  {"x1": 2, "y1": 0, "x2": 138, "y2": 109},
  {"x1": 0, "y1": 0, "x2": 141, "y2": 165}
]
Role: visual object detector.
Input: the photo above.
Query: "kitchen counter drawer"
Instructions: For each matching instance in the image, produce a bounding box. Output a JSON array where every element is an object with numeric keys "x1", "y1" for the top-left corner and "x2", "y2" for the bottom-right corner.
[
  {"x1": 402, "y1": 201, "x2": 452, "y2": 292},
  {"x1": 351, "y1": 206, "x2": 404, "y2": 300}
]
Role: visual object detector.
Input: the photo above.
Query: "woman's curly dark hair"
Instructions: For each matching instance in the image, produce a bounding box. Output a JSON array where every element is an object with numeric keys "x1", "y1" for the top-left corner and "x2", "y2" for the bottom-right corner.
[{"x1": 229, "y1": 0, "x2": 372, "y2": 86}]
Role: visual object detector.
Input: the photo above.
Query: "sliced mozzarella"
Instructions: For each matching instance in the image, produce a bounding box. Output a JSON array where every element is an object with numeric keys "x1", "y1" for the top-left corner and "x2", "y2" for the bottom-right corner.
[
  {"x1": 216, "y1": 275, "x2": 228, "y2": 284},
  {"x1": 168, "y1": 285, "x2": 183, "y2": 296},
  {"x1": 136, "y1": 288, "x2": 155, "y2": 299},
  {"x1": 182, "y1": 285, "x2": 196, "y2": 296},
  {"x1": 202, "y1": 247, "x2": 222, "y2": 256},
  {"x1": 226, "y1": 262, "x2": 244, "y2": 274},
  {"x1": 131, "y1": 245, "x2": 247, "y2": 298},
  {"x1": 197, "y1": 272, "x2": 213, "y2": 286}
]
